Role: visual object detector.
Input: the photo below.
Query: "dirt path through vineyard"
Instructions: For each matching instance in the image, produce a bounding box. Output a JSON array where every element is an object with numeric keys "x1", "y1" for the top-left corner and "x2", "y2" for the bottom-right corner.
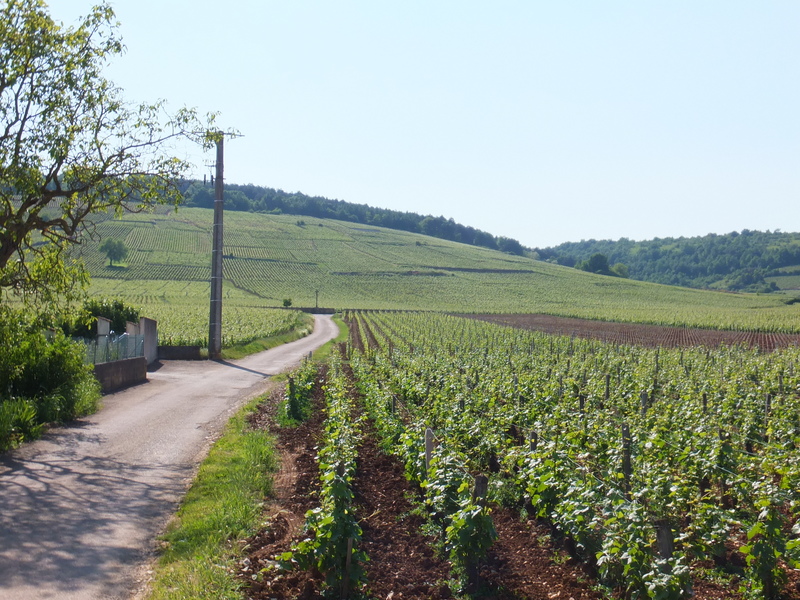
[{"x1": 0, "y1": 315, "x2": 338, "y2": 600}]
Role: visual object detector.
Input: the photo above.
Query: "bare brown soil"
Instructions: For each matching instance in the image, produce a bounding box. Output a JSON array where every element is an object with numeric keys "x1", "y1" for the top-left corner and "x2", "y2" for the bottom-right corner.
[
  {"x1": 242, "y1": 380, "x2": 326, "y2": 599},
  {"x1": 237, "y1": 362, "x2": 800, "y2": 600},
  {"x1": 467, "y1": 313, "x2": 800, "y2": 351}
]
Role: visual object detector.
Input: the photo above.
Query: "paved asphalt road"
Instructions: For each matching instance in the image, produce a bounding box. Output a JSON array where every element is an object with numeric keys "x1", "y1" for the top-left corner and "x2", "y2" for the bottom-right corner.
[{"x1": 0, "y1": 315, "x2": 339, "y2": 600}]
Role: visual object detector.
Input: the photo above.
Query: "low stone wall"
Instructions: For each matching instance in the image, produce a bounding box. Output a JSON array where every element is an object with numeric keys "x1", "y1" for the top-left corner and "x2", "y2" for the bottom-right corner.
[
  {"x1": 93, "y1": 357, "x2": 148, "y2": 394},
  {"x1": 158, "y1": 345, "x2": 204, "y2": 360}
]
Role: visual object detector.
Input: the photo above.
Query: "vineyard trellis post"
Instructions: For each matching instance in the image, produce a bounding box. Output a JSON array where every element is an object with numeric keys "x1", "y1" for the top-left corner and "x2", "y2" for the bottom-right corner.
[
  {"x1": 466, "y1": 475, "x2": 490, "y2": 591},
  {"x1": 472, "y1": 474, "x2": 488, "y2": 503},
  {"x1": 655, "y1": 519, "x2": 674, "y2": 559},
  {"x1": 342, "y1": 537, "x2": 354, "y2": 599},
  {"x1": 425, "y1": 428, "x2": 435, "y2": 473},
  {"x1": 621, "y1": 423, "x2": 632, "y2": 499}
]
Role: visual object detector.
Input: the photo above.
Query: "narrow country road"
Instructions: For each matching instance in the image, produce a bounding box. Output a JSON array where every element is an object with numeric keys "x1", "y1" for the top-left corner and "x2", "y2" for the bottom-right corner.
[{"x1": 0, "y1": 315, "x2": 339, "y2": 600}]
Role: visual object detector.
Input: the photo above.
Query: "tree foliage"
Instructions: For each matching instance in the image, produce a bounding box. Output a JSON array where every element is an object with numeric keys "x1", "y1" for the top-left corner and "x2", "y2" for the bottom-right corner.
[
  {"x1": 537, "y1": 229, "x2": 800, "y2": 292},
  {"x1": 0, "y1": 0, "x2": 215, "y2": 310},
  {"x1": 63, "y1": 296, "x2": 140, "y2": 338}
]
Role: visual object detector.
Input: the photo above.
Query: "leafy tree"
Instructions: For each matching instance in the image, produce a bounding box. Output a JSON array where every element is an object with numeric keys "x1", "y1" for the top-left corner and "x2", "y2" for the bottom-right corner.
[
  {"x1": 497, "y1": 236, "x2": 524, "y2": 256},
  {"x1": 587, "y1": 253, "x2": 610, "y2": 274},
  {"x1": 282, "y1": 298, "x2": 292, "y2": 307},
  {"x1": 0, "y1": 0, "x2": 216, "y2": 312},
  {"x1": 99, "y1": 238, "x2": 128, "y2": 266},
  {"x1": 578, "y1": 252, "x2": 613, "y2": 275},
  {"x1": 611, "y1": 262, "x2": 629, "y2": 278}
]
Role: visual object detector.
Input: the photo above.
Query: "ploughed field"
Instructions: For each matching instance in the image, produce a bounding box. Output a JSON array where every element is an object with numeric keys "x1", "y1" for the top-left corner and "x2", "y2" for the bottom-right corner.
[
  {"x1": 237, "y1": 311, "x2": 800, "y2": 599},
  {"x1": 469, "y1": 313, "x2": 800, "y2": 351}
]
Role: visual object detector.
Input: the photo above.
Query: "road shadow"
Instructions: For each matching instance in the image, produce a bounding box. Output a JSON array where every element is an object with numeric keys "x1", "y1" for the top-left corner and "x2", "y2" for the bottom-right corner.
[
  {"x1": 0, "y1": 443, "x2": 193, "y2": 598},
  {"x1": 214, "y1": 359, "x2": 273, "y2": 378}
]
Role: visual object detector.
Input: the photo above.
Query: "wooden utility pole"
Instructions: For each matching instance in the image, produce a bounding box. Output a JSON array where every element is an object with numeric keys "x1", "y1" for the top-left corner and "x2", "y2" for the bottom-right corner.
[{"x1": 208, "y1": 135, "x2": 224, "y2": 360}]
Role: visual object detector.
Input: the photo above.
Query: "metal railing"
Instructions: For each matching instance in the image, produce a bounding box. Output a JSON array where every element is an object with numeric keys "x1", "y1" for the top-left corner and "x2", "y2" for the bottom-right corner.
[{"x1": 80, "y1": 334, "x2": 145, "y2": 365}]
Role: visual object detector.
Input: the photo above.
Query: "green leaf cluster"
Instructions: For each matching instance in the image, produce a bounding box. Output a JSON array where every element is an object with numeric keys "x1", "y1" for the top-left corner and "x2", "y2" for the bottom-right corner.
[
  {"x1": 283, "y1": 359, "x2": 318, "y2": 423},
  {"x1": 62, "y1": 296, "x2": 140, "y2": 338},
  {"x1": 283, "y1": 352, "x2": 367, "y2": 595},
  {"x1": 0, "y1": 0, "x2": 216, "y2": 307}
]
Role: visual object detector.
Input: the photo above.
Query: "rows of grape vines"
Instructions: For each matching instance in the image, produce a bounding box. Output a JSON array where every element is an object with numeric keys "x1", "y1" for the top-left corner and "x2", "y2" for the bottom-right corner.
[
  {"x1": 140, "y1": 228, "x2": 208, "y2": 255},
  {"x1": 143, "y1": 304, "x2": 308, "y2": 347},
  {"x1": 345, "y1": 310, "x2": 800, "y2": 599}
]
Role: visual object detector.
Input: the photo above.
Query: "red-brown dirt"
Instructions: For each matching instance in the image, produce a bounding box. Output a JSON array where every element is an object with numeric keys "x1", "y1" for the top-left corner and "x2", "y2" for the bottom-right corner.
[
  {"x1": 242, "y1": 379, "x2": 326, "y2": 598},
  {"x1": 466, "y1": 313, "x2": 800, "y2": 351}
]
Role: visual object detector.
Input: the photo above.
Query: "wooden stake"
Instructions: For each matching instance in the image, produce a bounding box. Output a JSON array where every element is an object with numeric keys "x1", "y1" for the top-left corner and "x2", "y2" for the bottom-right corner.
[
  {"x1": 425, "y1": 428, "x2": 434, "y2": 473},
  {"x1": 655, "y1": 519, "x2": 674, "y2": 566},
  {"x1": 472, "y1": 474, "x2": 489, "y2": 504},
  {"x1": 621, "y1": 423, "x2": 632, "y2": 499},
  {"x1": 342, "y1": 537, "x2": 353, "y2": 599}
]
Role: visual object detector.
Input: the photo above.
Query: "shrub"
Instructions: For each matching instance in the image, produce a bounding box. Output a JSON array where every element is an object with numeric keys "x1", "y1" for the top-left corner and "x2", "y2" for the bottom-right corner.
[{"x1": 0, "y1": 307, "x2": 101, "y2": 451}]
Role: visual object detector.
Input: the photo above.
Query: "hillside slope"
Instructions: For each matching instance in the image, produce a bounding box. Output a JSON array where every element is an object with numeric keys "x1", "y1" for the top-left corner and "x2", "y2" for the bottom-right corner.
[
  {"x1": 80, "y1": 207, "x2": 800, "y2": 332},
  {"x1": 181, "y1": 180, "x2": 526, "y2": 255}
]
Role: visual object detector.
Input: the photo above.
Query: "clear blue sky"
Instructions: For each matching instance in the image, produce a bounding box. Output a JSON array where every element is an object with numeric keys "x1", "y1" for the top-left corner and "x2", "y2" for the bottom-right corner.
[{"x1": 52, "y1": 1, "x2": 799, "y2": 248}]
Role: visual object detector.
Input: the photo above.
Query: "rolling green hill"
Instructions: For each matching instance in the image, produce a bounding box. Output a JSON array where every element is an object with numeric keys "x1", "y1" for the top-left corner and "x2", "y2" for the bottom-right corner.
[
  {"x1": 79, "y1": 207, "x2": 800, "y2": 332},
  {"x1": 180, "y1": 180, "x2": 526, "y2": 255}
]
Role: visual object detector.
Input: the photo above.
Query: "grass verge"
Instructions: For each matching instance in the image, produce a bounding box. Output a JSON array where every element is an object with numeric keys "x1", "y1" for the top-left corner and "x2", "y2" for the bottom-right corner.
[{"x1": 144, "y1": 394, "x2": 277, "y2": 600}]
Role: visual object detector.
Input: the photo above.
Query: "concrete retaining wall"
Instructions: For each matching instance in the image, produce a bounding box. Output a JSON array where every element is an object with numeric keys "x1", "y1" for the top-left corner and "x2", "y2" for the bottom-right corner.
[
  {"x1": 140, "y1": 317, "x2": 158, "y2": 365},
  {"x1": 93, "y1": 357, "x2": 147, "y2": 394},
  {"x1": 158, "y1": 346, "x2": 204, "y2": 360}
]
